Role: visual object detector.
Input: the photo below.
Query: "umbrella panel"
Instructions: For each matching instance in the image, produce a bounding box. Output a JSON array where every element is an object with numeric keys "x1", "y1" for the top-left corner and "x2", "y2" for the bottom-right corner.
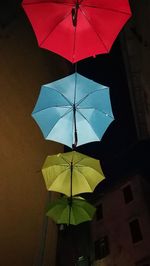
[
  {"x1": 42, "y1": 151, "x2": 105, "y2": 196},
  {"x1": 32, "y1": 73, "x2": 114, "y2": 148},
  {"x1": 46, "y1": 197, "x2": 96, "y2": 225},
  {"x1": 22, "y1": 0, "x2": 131, "y2": 62}
]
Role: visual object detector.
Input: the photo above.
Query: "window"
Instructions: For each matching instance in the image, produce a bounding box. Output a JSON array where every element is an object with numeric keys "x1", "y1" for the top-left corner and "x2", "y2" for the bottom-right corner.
[
  {"x1": 76, "y1": 256, "x2": 90, "y2": 266},
  {"x1": 94, "y1": 236, "x2": 109, "y2": 260},
  {"x1": 123, "y1": 184, "x2": 133, "y2": 204},
  {"x1": 96, "y1": 204, "x2": 103, "y2": 221},
  {"x1": 129, "y1": 219, "x2": 143, "y2": 243}
]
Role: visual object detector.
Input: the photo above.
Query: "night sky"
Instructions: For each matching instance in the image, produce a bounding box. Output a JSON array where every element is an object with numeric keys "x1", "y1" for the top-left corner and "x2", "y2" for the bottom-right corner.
[{"x1": 66, "y1": 37, "x2": 150, "y2": 188}]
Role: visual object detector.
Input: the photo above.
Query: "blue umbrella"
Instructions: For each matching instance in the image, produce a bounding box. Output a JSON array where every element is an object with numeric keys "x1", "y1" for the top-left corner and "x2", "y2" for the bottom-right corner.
[{"x1": 32, "y1": 73, "x2": 114, "y2": 148}]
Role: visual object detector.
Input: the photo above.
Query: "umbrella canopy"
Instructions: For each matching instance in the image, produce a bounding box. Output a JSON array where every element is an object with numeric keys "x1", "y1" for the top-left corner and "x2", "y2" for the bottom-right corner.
[
  {"x1": 22, "y1": 0, "x2": 131, "y2": 63},
  {"x1": 42, "y1": 151, "x2": 105, "y2": 196},
  {"x1": 32, "y1": 73, "x2": 114, "y2": 148},
  {"x1": 46, "y1": 196, "x2": 96, "y2": 225}
]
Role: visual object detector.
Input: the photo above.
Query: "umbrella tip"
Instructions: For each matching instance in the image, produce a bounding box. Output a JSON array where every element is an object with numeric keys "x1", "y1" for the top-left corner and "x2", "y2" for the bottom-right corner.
[{"x1": 72, "y1": 143, "x2": 76, "y2": 150}]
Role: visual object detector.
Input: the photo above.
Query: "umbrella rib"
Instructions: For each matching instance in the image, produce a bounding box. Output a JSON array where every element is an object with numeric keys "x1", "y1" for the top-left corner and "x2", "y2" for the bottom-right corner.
[
  {"x1": 80, "y1": 4, "x2": 131, "y2": 16},
  {"x1": 79, "y1": 6, "x2": 108, "y2": 52},
  {"x1": 40, "y1": 10, "x2": 72, "y2": 47},
  {"x1": 42, "y1": 108, "x2": 73, "y2": 139},
  {"x1": 73, "y1": 167, "x2": 95, "y2": 191},
  {"x1": 59, "y1": 152, "x2": 82, "y2": 168},
  {"x1": 32, "y1": 106, "x2": 69, "y2": 114},
  {"x1": 74, "y1": 109, "x2": 105, "y2": 140},
  {"x1": 74, "y1": 166, "x2": 101, "y2": 190},
  {"x1": 48, "y1": 166, "x2": 70, "y2": 184},
  {"x1": 77, "y1": 107, "x2": 113, "y2": 119},
  {"x1": 23, "y1": 1, "x2": 73, "y2": 7},
  {"x1": 58, "y1": 153, "x2": 72, "y2": 165},
  {"x1": 73, "y1": 157, "x2": 87, "y2": 167},
  {"x1": 33, "y1": 106, "x2": 73, "y2": 142},
  {"x1": 32, "y1": 86, "x2": 73, "y2": 111},
  {"x1": 76, "y1": 88, "x2": 108, "y2": 106},
  {"x1": 46, "y1": 1, "x2": 73, "y2": 6},
  {"x1": 79, "y1": 0, "x2": 84, "y2": 4},
  {"x1": 32, "y1": 106, "x2": 72, "y2": 115},
  {"x1": 44, "y1": 86, "x2": 73, "y2": 105}
]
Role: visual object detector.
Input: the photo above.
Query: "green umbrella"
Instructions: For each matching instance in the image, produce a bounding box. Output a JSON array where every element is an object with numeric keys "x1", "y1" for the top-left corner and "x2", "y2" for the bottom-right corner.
[{"x1": 46, "y1": 196, "x2": 96, "y2": 226}]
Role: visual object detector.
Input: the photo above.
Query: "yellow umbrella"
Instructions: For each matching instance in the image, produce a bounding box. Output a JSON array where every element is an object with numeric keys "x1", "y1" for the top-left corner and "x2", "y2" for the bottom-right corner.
[{"x1": 42, "y1": 151, "x2": 105, "y2": 196}]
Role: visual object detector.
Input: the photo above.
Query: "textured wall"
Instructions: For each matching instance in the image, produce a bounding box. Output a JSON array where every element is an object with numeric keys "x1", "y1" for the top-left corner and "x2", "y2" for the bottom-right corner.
[
  {"x1": 92, "y1": 175, "x2": 150, "y2": 266},
  {"x1": 0, "y1": 9, "x2": 69, "y2": 266},
  {"x1": 121, "y1": 0, "x2": 150, "y2": 139}
]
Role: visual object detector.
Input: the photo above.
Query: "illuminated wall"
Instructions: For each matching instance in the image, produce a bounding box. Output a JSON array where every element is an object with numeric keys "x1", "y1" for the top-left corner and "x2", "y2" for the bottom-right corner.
[{"x1": 0, "y1": 10, "x2": 69, "y2": 266}]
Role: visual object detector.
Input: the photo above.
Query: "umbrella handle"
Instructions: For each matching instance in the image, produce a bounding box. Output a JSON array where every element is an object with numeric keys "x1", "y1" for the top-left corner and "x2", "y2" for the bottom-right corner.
[
  {"x1": 72, "y1": 3, "x2": 79, "y2": 27},
  {"x1": 72, "y1": 130, "x2": 78, "y2": 150},
  {"x1": 72, "y1": 104, "x2": 78, "y2": 149},
  {"x1": 68, "y1": 197, "x2": 72, "y2": 226}
]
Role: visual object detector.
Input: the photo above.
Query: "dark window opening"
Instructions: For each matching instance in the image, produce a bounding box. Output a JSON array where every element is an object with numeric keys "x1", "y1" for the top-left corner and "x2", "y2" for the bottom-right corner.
[
  {"x1": 123, "y1": 184, "x2": 133, "y2": 204},
  {"x1": 96, "y1": 204, "x2": 103, "y2": 220},
  {"x1": 94, "y1": 236, "x2": 109, "y2": 260},
  {"x1": 76, "y1": 256, "x2": 90, "y2": 266},
  {"x1": 129, "y1": 219, "x2": 143, "y2": 243}
]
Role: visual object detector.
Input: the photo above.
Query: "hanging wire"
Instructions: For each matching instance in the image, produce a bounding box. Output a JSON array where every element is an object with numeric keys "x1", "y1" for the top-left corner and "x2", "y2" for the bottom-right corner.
[
  {"x1": 36, "y1": 192, "x2": 50, "y2": 266},
  {"x1": 72, "y1": 62, "x2": 78, "y2": 150},
  {"x1": 71, "y1": 0, "x2": 79, "y2": 150},
  {"x1": 68, "y1": 161, "x2": 73, "y2": 225}
]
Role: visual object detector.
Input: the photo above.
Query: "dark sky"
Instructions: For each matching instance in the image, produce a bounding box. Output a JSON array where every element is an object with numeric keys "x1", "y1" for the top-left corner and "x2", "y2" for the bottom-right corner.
[{"x1": 66, "y1": 38, "x2": 150, "y2": 184}]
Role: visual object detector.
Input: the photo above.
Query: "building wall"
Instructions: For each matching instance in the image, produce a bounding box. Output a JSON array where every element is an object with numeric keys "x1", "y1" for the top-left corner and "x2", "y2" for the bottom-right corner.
[
  {"x1": 92, "y1": 175, "x2": 150, "y2": 266},
  {"x1": 121, "y1": 0, "x2": 150, "y2": 139},
  {"x1": 0, "y1": 10, "x2": 69, "y2": 266}
]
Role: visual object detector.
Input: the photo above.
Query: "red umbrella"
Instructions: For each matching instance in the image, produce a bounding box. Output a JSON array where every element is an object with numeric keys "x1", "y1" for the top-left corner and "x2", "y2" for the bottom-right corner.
[{"x1": 22, "y1": 0, "x2": 131, "y2": 63}]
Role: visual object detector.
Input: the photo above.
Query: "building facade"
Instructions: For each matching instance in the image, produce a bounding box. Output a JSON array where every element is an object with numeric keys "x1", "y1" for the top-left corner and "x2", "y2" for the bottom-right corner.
[
  {"x1": 0, "y1": 3, "x2": 69, "y2": 265},
  {"x1": 92, "y1": 175, "x2": 150, "y2": 266},
  {"x1": 121, "y1": 0, "x2": 150, "y2": 139}
]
